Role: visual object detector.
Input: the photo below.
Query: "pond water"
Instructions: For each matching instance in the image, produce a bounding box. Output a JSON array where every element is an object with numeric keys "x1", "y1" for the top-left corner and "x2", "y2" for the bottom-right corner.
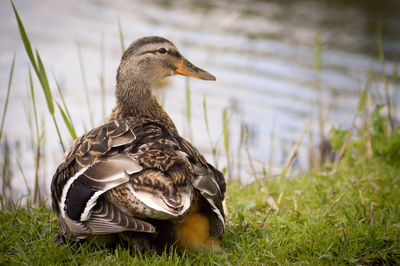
[{"x1": 1, "y1": 0, "x2": 399, "y2": 196}]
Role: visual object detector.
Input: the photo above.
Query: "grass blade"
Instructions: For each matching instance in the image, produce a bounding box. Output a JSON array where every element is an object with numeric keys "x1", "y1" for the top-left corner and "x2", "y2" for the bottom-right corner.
[
  {"x1": 11, "y1": 1, "x2": 38, "y2": 73},
  {"x1": 203, "y1": 95, "x2": 210, "y2": 135},
  {"x1": 1, "y1": 139, "x2": 12, "y2": 208},
  {"x1": 54, "y1": 76, "x2": 75, "y2": 131},
  {"x1": 56, "y1": 102, "x2": 77, "y2": 139},
  {"x1": 186, "y1": 78, "x2": 191, "y2": 124},
  {"x1": 33, "y1": 132, "x2": 42, "y2": 206},
  {"x1": 357, "y1": 89, "x2": 367, "y2": 112},
  {"x1": 100, "y1": 32, "x2": 106, "y2": 120},
  {"x1": 51, "y1": 114, "x2": 65, "y2": 152},
  {"x1": 35, "y1": 50, "x2": 54, "y2": 114},
  {"x1": 77, "y1": 42, "x2": 94, "y2": 128},
  {"x1": 244, "y1": 127, "x2": 257, "y2": 180},
  {"x1": 391, "y1": 61, "x2": 398, "y2": 115},
  {"x1": 12, "y1": 2, "x2": 65, "y2": 151},
  {"x1": 280, "y1": 118, "x2": 311, "y2": 181},
  {"x1": 315, "y1": 31, "x2": 325, "y2": 166},
  {"x1": 330, "y1": 80, "x2": 371, "y2": 175},
  {"x1": 16, "y1": 158, "x2": 31, "y2": 200},
  {"x1": 28, "y1": 67, "x2": 42, "y2": 205},
  {"x1": 222, "y1": 108, "x2": 231, "y2": 181},
  {"x1": 203, "y1": 95, "x2": 218, "y2": 164},
  {"x1": 29, "y1": 68, "x2": 40, "y2": 142},
  {"x1": 36, "y1": 52, "x2": 65, "y2": 151},
  {"x1": 377, "y1": 25, "x2": 393, "y2": 131},
  {"x1": 0, "y1": 53, "x2": 16, "y2": 143},
  {"x1": 185, "y1": 78, "x2": 192, "y2": 141},
  {"x1": 222, "y1": 108, "x2": 229, "y2": 154},
  {"x1": 118, "y1": 18, "x2": 125, "y2": 54},
  {"x1": 268, "y1": 114, "x2": 276, "y2": 175},
  {"x1": 315, "y1": 31, "x2": 322, "y2": 73}
]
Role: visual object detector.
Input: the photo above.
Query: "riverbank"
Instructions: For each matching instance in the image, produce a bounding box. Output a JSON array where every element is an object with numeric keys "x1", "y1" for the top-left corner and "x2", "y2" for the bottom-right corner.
[{"x1": 1, "y1": 125, "x2": 399, "y2": 264}]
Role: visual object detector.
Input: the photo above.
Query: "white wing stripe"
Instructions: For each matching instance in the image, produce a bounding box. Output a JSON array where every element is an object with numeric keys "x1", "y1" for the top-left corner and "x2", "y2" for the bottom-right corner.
[
  {"x1": 80, "y1": 190, "x2": 104, "y2": 221},
  {"x1": 205, "y1": 198, "x2": 225, "y2": 231},
  {"x1": 59, "y1": 166, "x2": 90, "y2": 219}
]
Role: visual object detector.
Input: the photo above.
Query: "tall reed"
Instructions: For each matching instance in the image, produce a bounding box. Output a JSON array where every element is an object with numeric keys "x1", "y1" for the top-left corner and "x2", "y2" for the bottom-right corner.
[
  {"x1": 12, "y1": 1, "x2": 68, "y2": 152},
  {"x1": 28, "y1": 68, "x2": 42, "y2": 205},
  {"x1": 377, "y1": 24, "x2": 394, "y2": 131},
  {"x1": 314, "y1": 31, "x2": 325, "y2": 166},
  {"x1": 118, "y1": 18, "x2": 125, "y2": 54},
  {"x1": 202, "y1": 95, "x2": 217, "y2": 164},
  {"x1": 222, "y1": 108, "x2": 231, "y2": 181},
  {"x1": 54, "y1": 77, "x2": 76, "y2": 139},
  {"x1": 1, "y1": 139, "x2": 12, "y2": 208},
  {"x1": 185, "y1": 78, "x2": 193, "y2": 142},
  {"x1": 100, "y1": 32, "x2": 106, "y2": 120},
  {"x1": 77, "y1": 43, "x2": 94, "y2": 128},
  {"x1": 330, "y1": 86, "x2": 369, "y2": 175},
  {"x1": 391, "y1": 62, "x2": 398, "y2": 115},
  {"x1": 0, "y1": 54, "x2": 15, "y2": 144}
]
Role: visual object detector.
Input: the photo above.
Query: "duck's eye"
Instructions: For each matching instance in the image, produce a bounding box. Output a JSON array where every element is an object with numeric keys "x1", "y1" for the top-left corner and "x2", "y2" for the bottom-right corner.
[{"x1": 157, "y1": 48, "x2": 167, "y2": 54}]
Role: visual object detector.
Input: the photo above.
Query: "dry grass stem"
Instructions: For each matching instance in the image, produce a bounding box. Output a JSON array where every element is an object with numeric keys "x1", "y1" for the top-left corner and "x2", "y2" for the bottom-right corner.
[
  {"x1": 267, "y1": 196, "x2": 279, "y2": 211},
  {"x1": 280, "y1": 118, "x2": 311, "y2": 181},
  {"x1": 277, "y1": 191, "x2": 284, "y2": 207},
  {"x1": 323, "y1": 190, "x2": 347, "y2": 217},
  {"x1": 244, "y1": 128, "x2": 257, "y2": 180}
]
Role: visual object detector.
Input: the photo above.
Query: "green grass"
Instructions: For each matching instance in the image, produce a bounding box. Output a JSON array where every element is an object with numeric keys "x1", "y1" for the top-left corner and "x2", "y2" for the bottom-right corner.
[{"x1": 1, "y1": 153, "x2": 399, "y2": 264}]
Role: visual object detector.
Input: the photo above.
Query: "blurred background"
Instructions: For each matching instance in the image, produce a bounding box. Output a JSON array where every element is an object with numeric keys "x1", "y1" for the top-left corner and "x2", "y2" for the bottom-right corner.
[{"x1": 0, "y1": 0, "x2": 399, "y2": 201}]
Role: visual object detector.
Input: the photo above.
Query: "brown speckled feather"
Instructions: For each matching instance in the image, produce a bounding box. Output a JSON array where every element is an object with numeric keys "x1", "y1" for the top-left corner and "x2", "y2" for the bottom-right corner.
[
  {"x1": 51, "y1": 119, "x2": 157, "y2": 241},
  {"x1": 51, "y1": 115, "x2": 225, "y2": 241},
  {"x1": 51, "y1": 120, "x2": 133, "y2": 213}
]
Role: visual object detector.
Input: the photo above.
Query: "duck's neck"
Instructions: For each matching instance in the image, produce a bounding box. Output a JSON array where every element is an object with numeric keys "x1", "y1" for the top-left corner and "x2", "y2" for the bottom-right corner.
[
  {"x1": 116, "y1": 78, "x2": 152, "y2": 116},
  {"x1": 114, "y1": 77, "x2": 177, "y2": 130}
]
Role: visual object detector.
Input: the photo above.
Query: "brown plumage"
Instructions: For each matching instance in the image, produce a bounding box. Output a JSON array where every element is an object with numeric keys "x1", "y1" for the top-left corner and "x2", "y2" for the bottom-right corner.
[{"x1": 51, "y1": 36, "x2": 226, "y2": 253}]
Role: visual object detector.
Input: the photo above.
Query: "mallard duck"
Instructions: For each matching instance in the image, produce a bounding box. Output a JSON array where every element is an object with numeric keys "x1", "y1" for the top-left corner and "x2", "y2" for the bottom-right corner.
[{"x1": 51, "y1": 36, "x2": 226, "y2": 253}]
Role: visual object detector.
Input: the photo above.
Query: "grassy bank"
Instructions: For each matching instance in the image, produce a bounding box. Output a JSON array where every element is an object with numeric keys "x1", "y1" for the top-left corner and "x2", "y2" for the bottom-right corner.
[{"x1": 1, "y1": 136, "x2": 399, "y2": 264}]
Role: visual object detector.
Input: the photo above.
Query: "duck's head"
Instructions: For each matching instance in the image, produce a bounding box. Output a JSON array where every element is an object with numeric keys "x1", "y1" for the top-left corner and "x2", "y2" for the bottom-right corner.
[{"x1": 117, "y1": 36, "x2": 216, "y2": 86}]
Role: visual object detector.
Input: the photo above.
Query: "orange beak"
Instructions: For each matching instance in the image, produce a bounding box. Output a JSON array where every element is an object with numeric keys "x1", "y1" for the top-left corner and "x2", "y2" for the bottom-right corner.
[{"x1": 175, "y1": 58, "x2": 216, "y2": 81}]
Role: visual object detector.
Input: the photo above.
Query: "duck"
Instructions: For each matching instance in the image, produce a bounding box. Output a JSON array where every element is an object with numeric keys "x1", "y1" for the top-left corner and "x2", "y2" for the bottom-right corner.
[{"x1": 51, "y1": 36, "x2": 226, "y2": 253}]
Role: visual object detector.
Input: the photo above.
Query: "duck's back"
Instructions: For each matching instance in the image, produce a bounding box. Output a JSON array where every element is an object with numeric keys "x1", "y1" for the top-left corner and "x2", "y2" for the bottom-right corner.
[{"x1": 51, "y1": 114, "x2": 226, "y2": 250}]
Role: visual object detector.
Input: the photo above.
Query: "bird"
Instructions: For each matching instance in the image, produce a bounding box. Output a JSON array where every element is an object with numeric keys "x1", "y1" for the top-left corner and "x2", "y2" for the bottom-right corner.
[{"x1": 50, "y1": 36, "x2": 226, "y2": 253}]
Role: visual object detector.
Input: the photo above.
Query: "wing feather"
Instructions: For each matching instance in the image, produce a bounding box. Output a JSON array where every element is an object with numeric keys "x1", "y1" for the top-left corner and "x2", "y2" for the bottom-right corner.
[
  {"x1": 52, "y1": 120, "x2": 141, "y2": 230},
  {"x1": 88, "y1": 198, "x2": 156, "y2": 234},
  {"x1": 192, "y1": 169, "x2": 225, "y2": 238},
  {"x1": 62, "y1": 154, "x2": 142, "y2": 222}
]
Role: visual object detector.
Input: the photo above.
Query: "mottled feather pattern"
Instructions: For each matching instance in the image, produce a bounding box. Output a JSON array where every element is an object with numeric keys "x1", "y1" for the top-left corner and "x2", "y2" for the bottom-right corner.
[
  {"x1": 133, "y1": 140, "x2": 178, "y2": 172},
  {"x1": 52, "y1": 114, "x2": 225, "y2": 242},
  {"x1": 131, "y1": 169, "x2": 177, "y2": 197},
  {"x1": 88, "y1": 197, "x2": 155, "y2": 234},
  {"x1": 177, "y1": 137, "x2": 208, "y2": 165},
  {"x1": 51, "y1": 120, "x2": 132, "y2": 213},
  {"x1": 106, "y1": 168, "x2": 192, "y2": 220},
  {"x1": 103, "y1": 117, "x2": 196, "y2": 220}
]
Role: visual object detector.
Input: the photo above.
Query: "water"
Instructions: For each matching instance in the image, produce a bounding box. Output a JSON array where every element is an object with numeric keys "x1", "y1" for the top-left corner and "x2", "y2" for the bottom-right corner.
[{"x1": 1, "y1": 0, "x2": 399, "y2": 196}]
